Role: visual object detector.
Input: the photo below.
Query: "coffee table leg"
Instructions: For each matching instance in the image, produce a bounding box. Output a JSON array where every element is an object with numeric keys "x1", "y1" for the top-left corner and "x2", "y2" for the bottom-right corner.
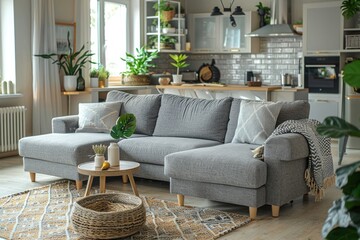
[
  {"x1": 128, "y1": 174, "x2": 139, "y2": 196},
  {"x1": 122, "y1": 175, "x2": 129, "y2": 184},
  {"x1": 99, "y1": 176, "x2": 106, "y2": 193},
  {"x1": 85, "y1": 176, "x2": 94, "y2": 197}
]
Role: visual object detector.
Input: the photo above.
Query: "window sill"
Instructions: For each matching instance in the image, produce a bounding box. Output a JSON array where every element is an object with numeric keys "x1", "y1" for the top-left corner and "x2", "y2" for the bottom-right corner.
[{"x1": 0, "y1": 93, "x2": 23, "y2": 99}]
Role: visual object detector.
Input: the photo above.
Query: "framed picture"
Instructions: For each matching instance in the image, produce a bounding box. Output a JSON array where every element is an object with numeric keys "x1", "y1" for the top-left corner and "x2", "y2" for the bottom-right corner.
[{"x1": 55, "y1": 22, "x2": 76, "y2": 54}]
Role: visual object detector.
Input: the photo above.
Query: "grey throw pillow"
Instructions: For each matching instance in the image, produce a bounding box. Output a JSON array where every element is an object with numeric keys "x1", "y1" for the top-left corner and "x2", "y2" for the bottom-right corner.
[
  {"x1": 232, "y1": 100, "x2": 283, "y2": 145},
  {"x1": 76, "y1": 102, "x2": 121, "y2": 133}
]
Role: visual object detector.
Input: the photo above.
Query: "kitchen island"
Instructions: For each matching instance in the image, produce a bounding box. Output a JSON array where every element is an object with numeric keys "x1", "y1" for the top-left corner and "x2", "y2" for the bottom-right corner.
[{"x1": 156, "y1": 84, "x2": 308, "y2": 102}]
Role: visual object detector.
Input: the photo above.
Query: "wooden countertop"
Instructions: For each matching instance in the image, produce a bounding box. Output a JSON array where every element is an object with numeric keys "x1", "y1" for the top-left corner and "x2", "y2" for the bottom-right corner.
[
  {"x1": 156, "y1": 84, "x2": 282, "y2": 91},
  {"x1": 156, "y1": 84, "x2": 308, "y2": 92}
]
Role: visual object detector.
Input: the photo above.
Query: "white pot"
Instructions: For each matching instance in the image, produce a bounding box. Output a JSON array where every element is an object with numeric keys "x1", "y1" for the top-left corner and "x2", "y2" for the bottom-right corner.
[
  {"x1": 172, "y1": 74, "x2": 183, "y2": 84},
  {"x1": 108, "y1": 142, "x2": 120, "y2": 167},
  {"x1": 64, "y1": 75, "x2": 77, "y2": 91},
  {"x1": 90, "y1": 77, "x2": 99, "y2": 88},
  {"x1": 94, "y1": 154, "x2": 105, "y2": 168},
  {"x1": 162, "y1": 28, "x2": 176, "y2": 34}
]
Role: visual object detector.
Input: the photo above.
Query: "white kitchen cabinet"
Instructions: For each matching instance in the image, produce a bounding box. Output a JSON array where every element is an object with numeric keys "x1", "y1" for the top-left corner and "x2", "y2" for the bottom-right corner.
[
  {"x1": 308, "y1": 93, "x2": 342, "y2": 122},
  {"x1": 303, "y1": 1, "x2": 342, "y2": 54},
  {"x1": 189, "y1": 12, "x2": 259, "y2": 53}
]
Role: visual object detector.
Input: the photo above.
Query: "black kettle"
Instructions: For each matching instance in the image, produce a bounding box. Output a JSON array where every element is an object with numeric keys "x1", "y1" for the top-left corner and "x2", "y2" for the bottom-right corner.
[{"x1": 197, "y1": 59, "x2": 221, "y2": 83}]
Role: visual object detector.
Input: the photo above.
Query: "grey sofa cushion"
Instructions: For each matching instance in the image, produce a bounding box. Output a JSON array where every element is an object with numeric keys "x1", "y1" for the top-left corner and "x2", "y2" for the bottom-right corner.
[
  {"x1": 232, "y1": 100, "x2": 283, "y2": 145},
  {"x1": 153, "y1": 94, "x2": 232, "y2": 142},
  {"x1": 119, "y1": 136, "x2": 220, "y2": 165},
  {"x1": 165, "y1": 143, "x2": 267, "y2": 189},
  {"x1": 225, "y1": 99, "x2": 310, "y2": 143},
  {"x1": 106, "y1": 91, "x2": 161, "y2": 135},
  {"x1": 19, "y1": 133, "x2": 147, "y2": 166},
  {"x1": 276, "y1": 100, "x2": 310, "y2": 126}
]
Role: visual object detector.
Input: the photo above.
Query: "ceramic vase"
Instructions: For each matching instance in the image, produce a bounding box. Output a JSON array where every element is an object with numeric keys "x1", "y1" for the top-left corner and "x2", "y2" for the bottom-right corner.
[
  {"x1": 64, "y1": 75, "x2": 77, "y2": 91},
  {"x1": 90, "y1": 77, "x2": 99, "y2": 88},
  {"x1": 108, "y1": 142, "x2": 120, "y2": 167},
  {"x1": 94, "y1": 154, "x2": 105, "y2": 168}
]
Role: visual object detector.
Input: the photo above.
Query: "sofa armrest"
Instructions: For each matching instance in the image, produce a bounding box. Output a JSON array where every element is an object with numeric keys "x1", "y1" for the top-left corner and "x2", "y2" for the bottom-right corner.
[
  {"x1": 52, "y1": 115, "x2": 79, "y2": 133},
  {"x1": 263, "y1": 133, "x2": 310, "y2": 207},
  {"x1": 264, "y1": 133, "x2": 309, "y2": 160}
]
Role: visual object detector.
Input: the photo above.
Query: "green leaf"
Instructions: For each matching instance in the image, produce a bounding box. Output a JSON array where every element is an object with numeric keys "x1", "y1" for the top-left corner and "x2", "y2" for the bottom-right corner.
[
  {"x1": 336, "y1": 161, "x2": 360, "y2": 188},
  {"x1": 325, "y1": 226, "x2": 359, "y2": 240},
  {"x1": 343, "y1": 59, "x2": 360, "y2": 88},
  {"x1": 110, "y1": 113, "x2": 136, "y2": 140},
  {"x1": 342, "y1": 172, "x2": 360, "y2": 196},
  {"x1": 349, "y1": 206, "x2": 360, "y2": 225},
  {"x1": 317, "y1": 116, "x2": 360, "y2": 138},
  {"x1": 322, "y1": 199, "x2": 351, "y2": 237}
]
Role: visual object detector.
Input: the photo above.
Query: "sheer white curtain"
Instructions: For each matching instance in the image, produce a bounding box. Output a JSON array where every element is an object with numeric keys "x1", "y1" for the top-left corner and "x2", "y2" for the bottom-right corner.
[
  {"x1": 76, "y1": 0, "x2": 91, "y2": 87},
  {"x1": 31, "y1": 0, "x2": 62, "y2": 135}
]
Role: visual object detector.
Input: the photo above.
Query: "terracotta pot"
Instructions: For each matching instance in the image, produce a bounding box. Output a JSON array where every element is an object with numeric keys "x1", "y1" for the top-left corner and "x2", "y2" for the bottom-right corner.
[{"x1": 161, "y1": 10, "x2": 175, "y2": 22}]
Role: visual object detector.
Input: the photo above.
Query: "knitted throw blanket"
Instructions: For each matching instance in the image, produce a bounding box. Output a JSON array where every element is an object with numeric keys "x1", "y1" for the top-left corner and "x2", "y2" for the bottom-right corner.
[{"x1": 253, "y1": 119, "x2": 335, "y2": 201}]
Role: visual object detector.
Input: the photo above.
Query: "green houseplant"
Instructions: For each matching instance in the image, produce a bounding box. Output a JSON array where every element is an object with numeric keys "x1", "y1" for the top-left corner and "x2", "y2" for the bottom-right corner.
[
  {"x1": 256, "y1": 2, "x2": 271, "y2": 27},
  {"x1": 341, "y1": 0, "x2": 360, "y2": 19},
  {"x1": 317, "y1": 60, "x2": 360, "y2": 239},
  {"x1": 98, "y1": 66, "x2": 110, "y2": 88},
  {"x1": 90, "y1": 68, "x2": 99, "y2": 88},
  {"x1": 120, "y1": 46, "x2": 158, "y2": 85},
  {"x1": 153, "y1": 0, "x2": 175, "y2": 23},
  {"x1": 110, "y1": 113, "x2": 137, "y2": 140},
  {"x1": 35, "y1": 31, "x2": 94, "y2": 91},
  {"x1": 169, "y1": 54, "x2": 189, "y2": 84}
]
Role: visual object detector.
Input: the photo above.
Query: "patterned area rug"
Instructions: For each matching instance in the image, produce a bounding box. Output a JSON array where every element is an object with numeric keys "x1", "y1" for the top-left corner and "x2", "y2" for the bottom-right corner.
[{"x1": 0, "y1": 181, "x2": 250, "y2": 240}]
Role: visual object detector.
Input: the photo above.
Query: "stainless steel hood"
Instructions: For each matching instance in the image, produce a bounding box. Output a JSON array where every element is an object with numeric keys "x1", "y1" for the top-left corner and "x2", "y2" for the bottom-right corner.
[{"x1": 246, "y1": 0, "x2": 296, "y2": 37}]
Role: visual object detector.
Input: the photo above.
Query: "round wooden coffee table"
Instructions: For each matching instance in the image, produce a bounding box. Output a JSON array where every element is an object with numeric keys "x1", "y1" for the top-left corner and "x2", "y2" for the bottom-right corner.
[{"x1": 77, "y1": 161, "x2": 140, "y2": 197}]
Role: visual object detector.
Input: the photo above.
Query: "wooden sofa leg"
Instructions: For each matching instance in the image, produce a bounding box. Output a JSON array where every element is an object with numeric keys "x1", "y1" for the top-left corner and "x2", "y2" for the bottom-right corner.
[
  {"x1": 75, "y1": 180, "x2": 82, "y2": 190},
  {"x1": 272, "y1": 205, "x2": 280, "y2": 217},
  {"x1": 249, "y1": 207, "x2": 257, "y2": 219},
  {"x1": 29, "y1": 172, "x2": 36, "y2": 182},
  {"x1": 177, "y1": 194, "x2": 184, "y2": 206}
]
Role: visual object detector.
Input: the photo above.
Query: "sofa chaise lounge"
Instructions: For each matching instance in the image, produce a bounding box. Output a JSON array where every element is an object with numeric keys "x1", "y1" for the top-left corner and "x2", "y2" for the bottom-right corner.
[{"x1": 19, "y1": 90, "x2": 311, "y2": 219}]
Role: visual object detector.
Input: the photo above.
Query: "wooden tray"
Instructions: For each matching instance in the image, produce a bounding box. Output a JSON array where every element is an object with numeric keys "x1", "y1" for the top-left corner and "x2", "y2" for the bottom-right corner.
[{"x1": 247, "y1": 81, "x2": 262, "y2": 87}]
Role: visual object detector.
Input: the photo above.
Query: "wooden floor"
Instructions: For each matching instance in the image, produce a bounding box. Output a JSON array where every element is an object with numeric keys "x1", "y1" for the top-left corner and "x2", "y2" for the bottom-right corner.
[{"x1": 0, "y1": 143, "x2": 359, "y2": 240}]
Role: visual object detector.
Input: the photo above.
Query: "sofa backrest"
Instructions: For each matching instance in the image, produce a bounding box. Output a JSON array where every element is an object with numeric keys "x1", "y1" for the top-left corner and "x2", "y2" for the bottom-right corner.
[
  {"x1": 153, "y1": 94, "x2": 232, "y2": 142},
  {"x1": 224, "y1": 99, "x2": 310, "y2": 143},
  {"x1": 106, "y1": 90, "x2": 161, "y2": 135}
]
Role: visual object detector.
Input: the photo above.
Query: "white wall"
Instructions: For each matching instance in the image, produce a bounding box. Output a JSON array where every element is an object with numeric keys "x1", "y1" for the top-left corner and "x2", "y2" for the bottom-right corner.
[{"x1": 185, "y1": 0, "x2": 338, "y2": 24}]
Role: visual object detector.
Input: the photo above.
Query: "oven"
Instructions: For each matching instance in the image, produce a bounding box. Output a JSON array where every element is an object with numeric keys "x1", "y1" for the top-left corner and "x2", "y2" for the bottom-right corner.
[{"x1": 304, "y1": 56, "x2": 340, "y2": 93}]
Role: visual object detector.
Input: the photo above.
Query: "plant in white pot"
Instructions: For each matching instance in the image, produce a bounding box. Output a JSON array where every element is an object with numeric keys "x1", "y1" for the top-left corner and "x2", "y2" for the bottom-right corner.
[
  {"x1": 35, "y1": 31, "x2": 95, "y2": 91},
  {"x1": 169, "y1": 54, "x2": 189, "y2": 84},
  {"x1": 90, "y1": 68, "x2": 99, "y2": 88}
]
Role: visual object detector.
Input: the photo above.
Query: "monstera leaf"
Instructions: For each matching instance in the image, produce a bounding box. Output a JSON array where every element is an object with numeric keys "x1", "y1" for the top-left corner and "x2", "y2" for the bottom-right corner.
[
  {"x1": 316, "y1": 116, "x2": 360, "y2": 138},
  {"x1": 110, "y1": 113, "x2": 136, "y2": 140},
  {"x1": 343, "y1": 59, "x2": 360, "y2": 88}
]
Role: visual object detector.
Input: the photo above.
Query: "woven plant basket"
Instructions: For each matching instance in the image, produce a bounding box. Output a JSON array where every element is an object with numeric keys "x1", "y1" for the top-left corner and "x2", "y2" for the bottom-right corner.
[
  {"x1": 161, "y1": 10, "x2": 175, "y2": 22},
  {"x1": 71, "y1": 193, "x2": 146, "y2": 239},
  {"x1": 122, "y1": 75, "x2": 151, "y2": 85}
]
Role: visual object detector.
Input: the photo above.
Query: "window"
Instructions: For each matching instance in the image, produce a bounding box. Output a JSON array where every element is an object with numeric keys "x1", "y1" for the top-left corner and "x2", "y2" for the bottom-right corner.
[
  {"x1": 90, "y1": 0, "x2": 129, "y2": 76},
  {"x1": 0, "y1": 0, "x2": 16, "y2": 93}
]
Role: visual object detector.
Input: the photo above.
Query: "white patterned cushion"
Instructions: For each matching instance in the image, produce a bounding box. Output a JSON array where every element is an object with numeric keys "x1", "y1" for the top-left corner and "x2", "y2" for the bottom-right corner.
[
  {"x1": 232, "y1": 100, "x2": 283, "y2": 145},
  {"x1": 76, "y1": 102, "x2": 122, "y2": 133}
]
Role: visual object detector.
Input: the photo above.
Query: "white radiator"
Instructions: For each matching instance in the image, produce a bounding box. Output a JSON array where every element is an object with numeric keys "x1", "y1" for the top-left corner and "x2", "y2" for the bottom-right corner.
[{"x1": 0, "y1": 106, "x2": 26, "y2": 152}]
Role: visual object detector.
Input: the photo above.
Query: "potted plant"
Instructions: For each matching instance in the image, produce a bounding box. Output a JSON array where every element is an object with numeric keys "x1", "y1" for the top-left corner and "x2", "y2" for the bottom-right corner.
[
  {"x1": 317, "y1": 60, "x2": 360, "y2": 240},
  {"x1": 35, "y1": 31, "x2": 95, "y2": 91},
  {"x1": 149, "y1": 35, "x2": 177, "y2": 50},
  {"x1": 120, "y1": 46, "x2": 158, "y2": 85},
  {"x1": 162, "y1": 23, "x2": 176, "y2": 34},
  {"x1": 98, "y1": 66, "x2": 110, "y2": 88},
  {"x1": 90, "y1": 68, "x2": 99, "y2": 88},
  {"x1": 169, "y1": 54, "x2": 189, "y2": 84},
  {"x1": 92, "y1": 144, "x2": 107, "y2": 168},
  {"x1": 153, "y1": 0, "x2": 175, "y2": 23},
  {"x1": 108, "y1": 113, "x2": 136, "y2": 167},
  {"x1": 341, "y1": 0, "x2": 360, "y2": 19},
  {"x1": 256, "y1": 2, "x2": 271, "y2": 27}
]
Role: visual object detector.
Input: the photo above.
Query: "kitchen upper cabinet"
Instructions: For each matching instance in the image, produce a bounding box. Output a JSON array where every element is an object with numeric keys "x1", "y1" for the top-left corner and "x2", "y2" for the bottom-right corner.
[
  {"x1": 189, "y1": 12, "x2": 259, "y2": 53},
  {"x1": 303, "y1": 1, "x2": 342, "y2": 54}
]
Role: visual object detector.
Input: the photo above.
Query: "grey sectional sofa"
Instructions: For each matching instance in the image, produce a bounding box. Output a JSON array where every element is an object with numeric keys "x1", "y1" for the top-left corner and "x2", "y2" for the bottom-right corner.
[{"x1": 19, "y1": 90, "x2": 310, "y2": 219}]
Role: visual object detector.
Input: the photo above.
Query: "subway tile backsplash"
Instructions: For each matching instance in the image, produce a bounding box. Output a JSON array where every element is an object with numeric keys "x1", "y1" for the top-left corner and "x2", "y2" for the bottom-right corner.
[{"x1": 152, "y1": 37, "x2": 302, "y2": 85}]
